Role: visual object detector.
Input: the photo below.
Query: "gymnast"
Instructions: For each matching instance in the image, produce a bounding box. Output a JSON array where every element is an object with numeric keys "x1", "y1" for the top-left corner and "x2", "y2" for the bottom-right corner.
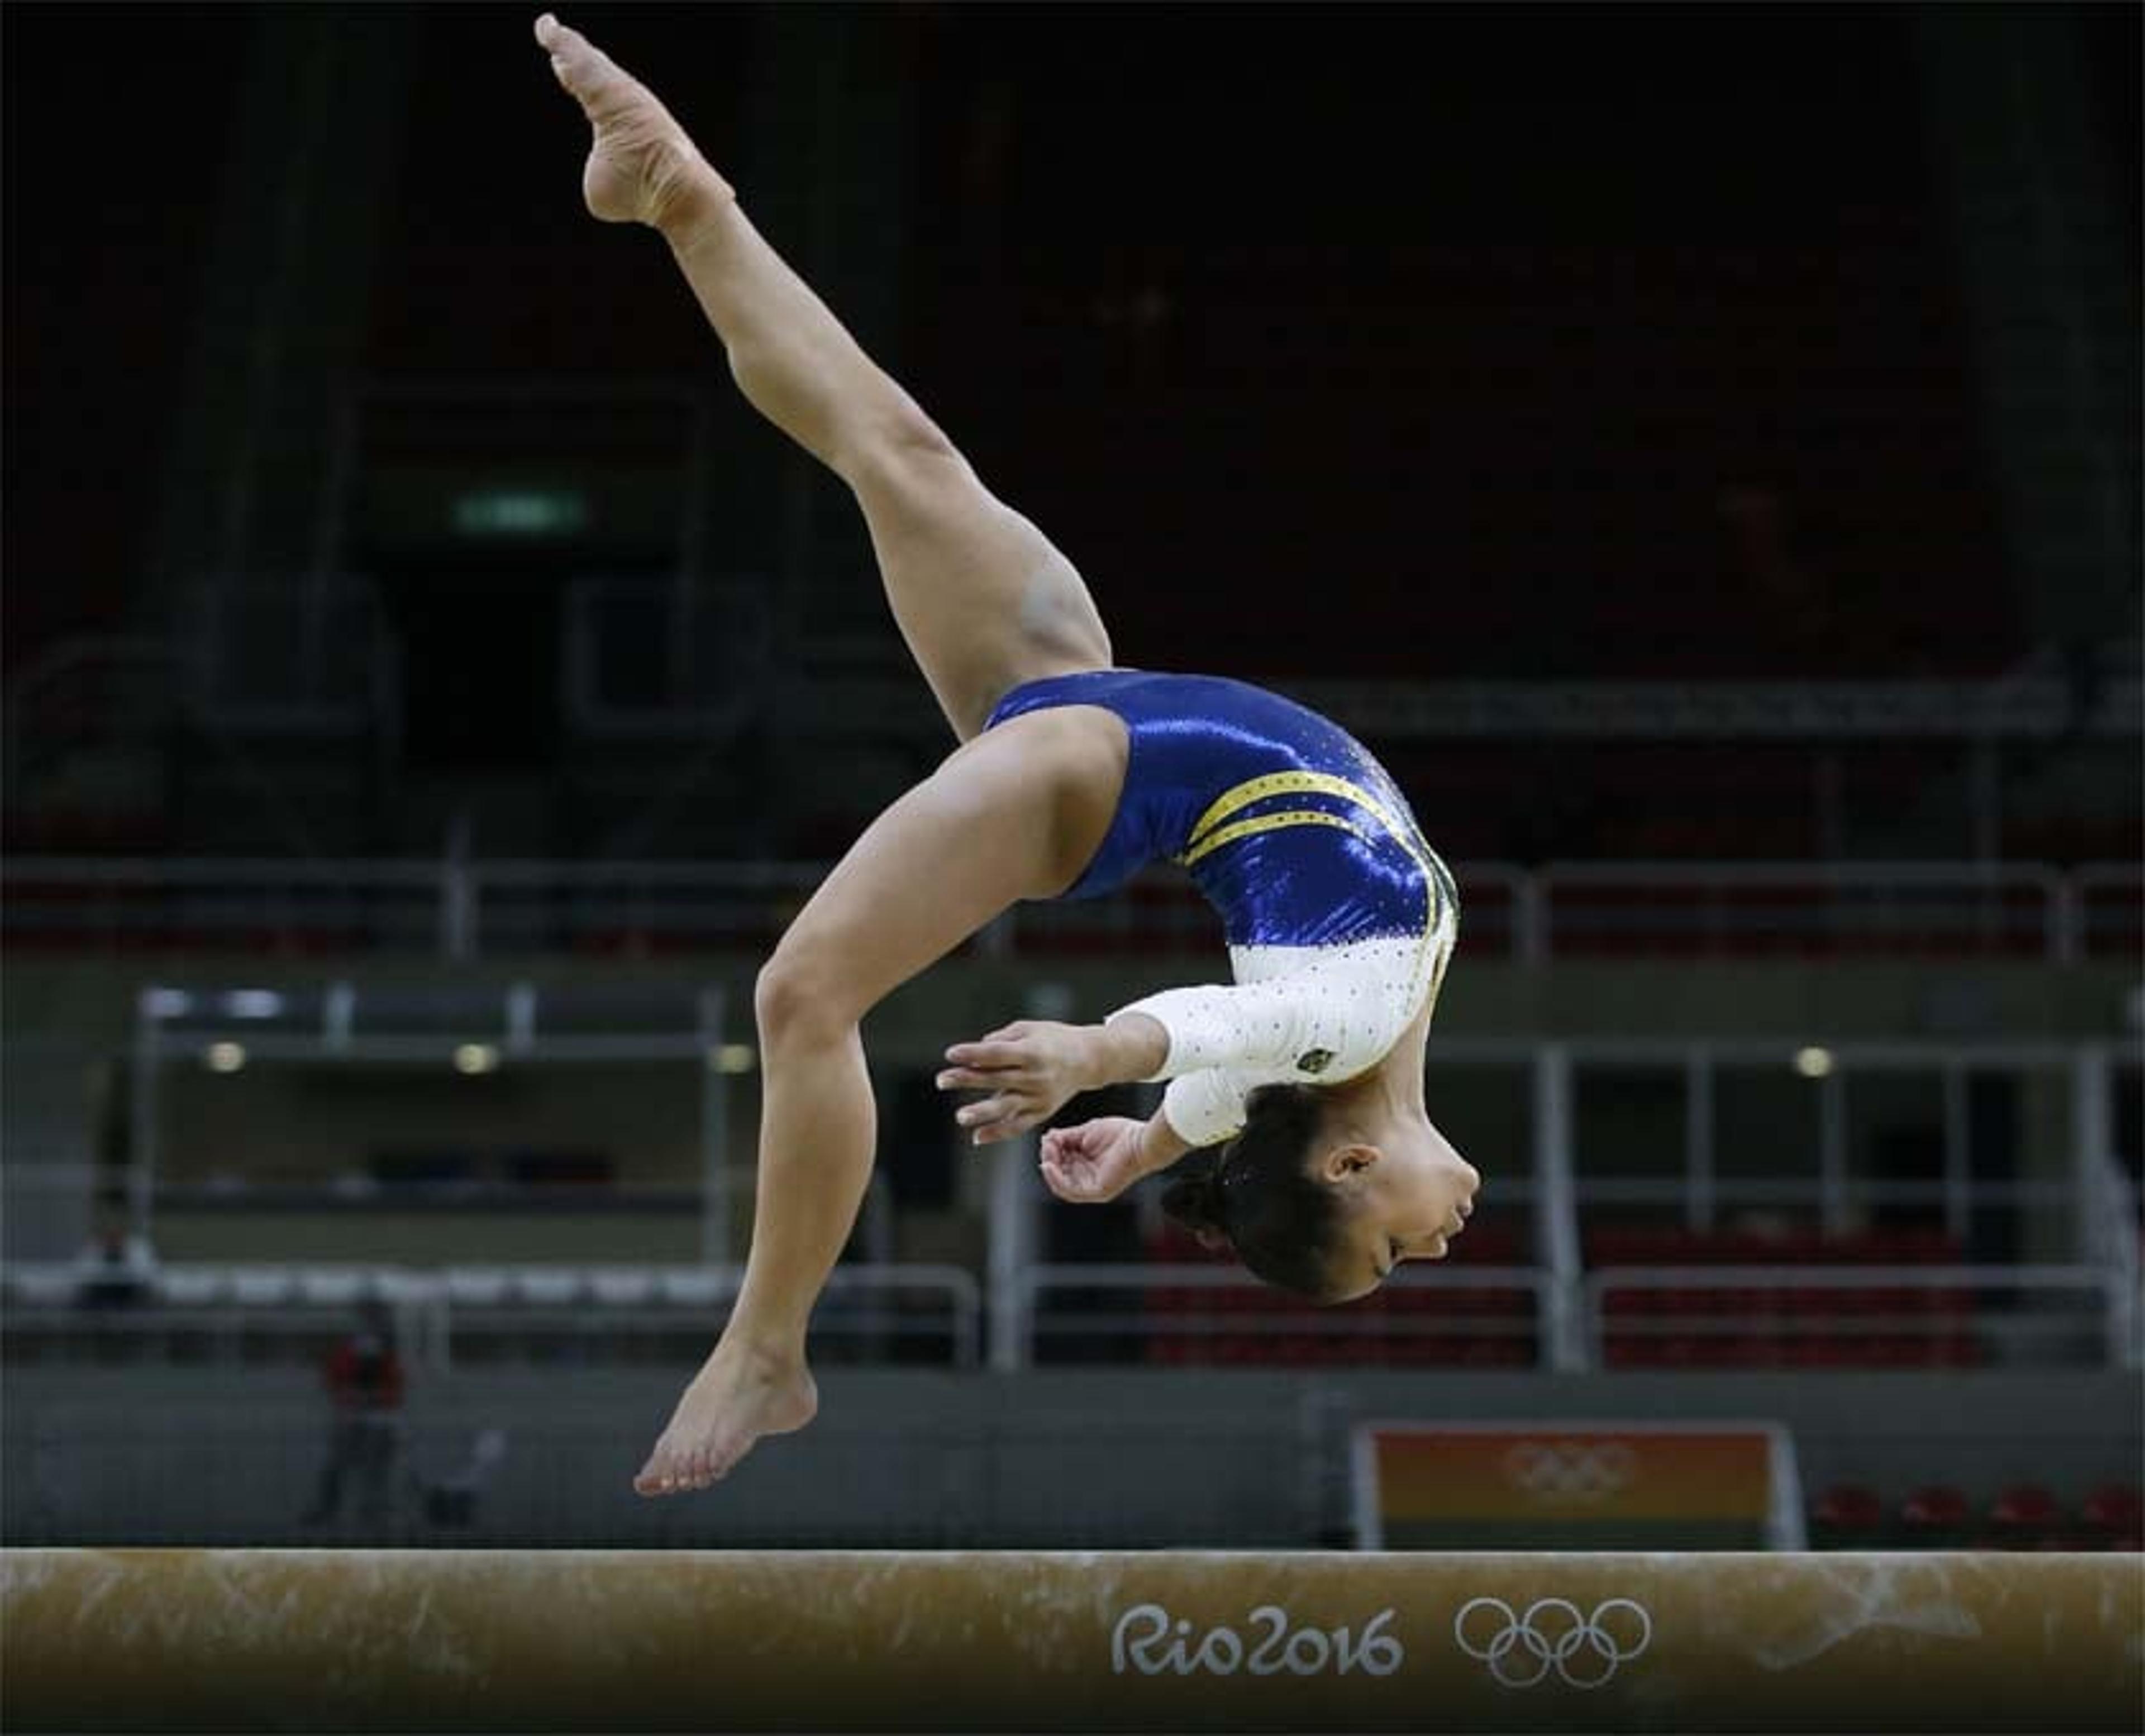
[{"x1": 535, "y1": 14, "x2": 1481, "y2": 1496}]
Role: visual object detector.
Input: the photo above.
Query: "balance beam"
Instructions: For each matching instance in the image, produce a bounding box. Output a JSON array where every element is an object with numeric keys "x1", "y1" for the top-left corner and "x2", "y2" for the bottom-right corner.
[{"x1": 2, "y1": 1549, "x2": 2138, "y2": 1732}]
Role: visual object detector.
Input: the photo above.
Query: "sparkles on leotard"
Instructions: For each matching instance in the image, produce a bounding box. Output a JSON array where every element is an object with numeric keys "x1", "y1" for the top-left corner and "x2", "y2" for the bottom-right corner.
[{"x1": 983, "y1": 669, "x2": 1459, "y2": 1146}]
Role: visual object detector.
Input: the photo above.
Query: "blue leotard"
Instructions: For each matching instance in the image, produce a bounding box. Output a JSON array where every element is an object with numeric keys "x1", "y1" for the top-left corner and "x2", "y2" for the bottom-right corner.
[
  {"x1": 987, "y1": 668, "x2": 1453, "y2": 946},
  {"x1": 984, "y1": 669, "x2": 1460, "y2": 1144}
]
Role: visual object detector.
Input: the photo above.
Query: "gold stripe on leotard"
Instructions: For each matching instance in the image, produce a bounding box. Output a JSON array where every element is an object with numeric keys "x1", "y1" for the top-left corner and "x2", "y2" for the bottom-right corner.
[
  {"x1": 1178, "y1": 769, "x2": 1461, "y2": 1036},
  {"x1": 1175, "y1": 809, "x2": 1377, "y2": 868},
  {"x1": 1185, "y1": 770, "x2": 1421, "y2": 861}
]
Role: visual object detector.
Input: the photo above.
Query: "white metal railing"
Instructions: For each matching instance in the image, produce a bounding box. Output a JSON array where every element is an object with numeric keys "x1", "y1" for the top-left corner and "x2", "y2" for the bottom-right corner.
[
  {"x1": 1279, "y1": 673, "x2": 2143, "y2": 741},
  {"x1": 1583, "y1": 1265, "x2": 2128, "y2": 1367},
  {"x1": 1, "y1": 856, "x2": 448, "y2": 951},
  {"x1": 0, "y1": 1262, "x2": 983, "y2": 1373},
  {"x1": 1023, "y1": 1261, "x2": 2130, "y2": 1370},
  {"x1": 1020, "y1": 1264, "x2": 1562, "y2": 1369},
  {"x1": 5, "y1": 856, "x2": 2136, "y2": 962},
  {"x1": 460, "y1": 859, "x2": 821, "y2": 962},
  {"x1": 2070, "y1": 864, "x2": 2145, "y2": 966},
  {"x1": 1570, "y1": 1178, "x2": 2085, "y2": 1208},
  {"x1": 1451, "y1": 1038, "x2": 2130, "y2": 1257},
  {"x1": 1533, "y1": 860, "x2": 2085, "y2": 962},
  {"x1": 7, "y1": 1257, "x2": 2133, "y2": 1373},
  {"x1": 2076, "y1": 1046, "x2": 2144, "y2": 1369}
]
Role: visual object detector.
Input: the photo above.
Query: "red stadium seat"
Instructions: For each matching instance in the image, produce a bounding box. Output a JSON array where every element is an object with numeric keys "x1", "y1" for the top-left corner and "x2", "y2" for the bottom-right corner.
[
  {"x1": 1810, "y1": 1483, "x2": 1887, "y2": 1547},
  {"x1": 1899, "y1": 1485, "x2": 1975, "y2": 1547},
  {"x1": 1987, "y1": 1484, "x2": 2063, "y2": 1548},
  {"x1": 2079, "y1": 1484, "x2": 2144, "y2": 1551}
]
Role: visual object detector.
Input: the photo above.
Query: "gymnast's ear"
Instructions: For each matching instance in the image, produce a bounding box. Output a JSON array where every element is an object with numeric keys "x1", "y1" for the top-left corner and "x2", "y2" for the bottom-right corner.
[
  {"x1": 1318, "y1": 1142, "x2": 1381, "y2": 1185},
  {"x1": 1159, "y1": 1170, "x2": 1231, "y2": 1253}
]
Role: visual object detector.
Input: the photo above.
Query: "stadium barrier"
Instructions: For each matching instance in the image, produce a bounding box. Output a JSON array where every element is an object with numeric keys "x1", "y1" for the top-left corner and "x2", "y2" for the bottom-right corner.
[
  {"x1": 1, "y1": 1262, "x2": 983, "y2": 1371},
  {"x1": 4, "y1": 856, "x2": 2136, "y2": 960},
  {"x1": 6, "y1": 1260, "x2": 2133, "y2": 1373}
]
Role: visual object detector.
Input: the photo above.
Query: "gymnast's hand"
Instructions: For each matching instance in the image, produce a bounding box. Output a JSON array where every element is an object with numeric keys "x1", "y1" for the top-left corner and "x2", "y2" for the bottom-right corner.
[
  {"x1": 1038, "y1": 1118, "x2": 1151, "y2": 1204},
  {"x1": 938, "y1": 1019, "x2": 1106, "y2": 1144}
]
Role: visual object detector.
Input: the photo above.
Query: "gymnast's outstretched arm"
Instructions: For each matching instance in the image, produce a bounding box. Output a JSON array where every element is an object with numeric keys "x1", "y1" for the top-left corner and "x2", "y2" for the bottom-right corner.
[
  {"x1": 943, "y1": 938, "x2": 1436, "y2": 1160},
  {"x1": 936, "y1": 1014, "x2": 1194, "y2": 1203}
]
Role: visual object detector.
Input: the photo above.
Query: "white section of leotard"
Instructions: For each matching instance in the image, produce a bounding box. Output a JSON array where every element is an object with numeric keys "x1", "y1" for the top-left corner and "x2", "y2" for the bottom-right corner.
[{"x1": 1107, "y1": 914, "x2": 1457, "y2": 1149}]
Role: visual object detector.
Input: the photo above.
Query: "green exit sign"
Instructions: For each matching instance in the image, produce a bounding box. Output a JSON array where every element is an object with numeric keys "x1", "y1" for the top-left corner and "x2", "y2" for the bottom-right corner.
[{"x1": 450, "y1": 489, "x2": 590, "y2": 538}]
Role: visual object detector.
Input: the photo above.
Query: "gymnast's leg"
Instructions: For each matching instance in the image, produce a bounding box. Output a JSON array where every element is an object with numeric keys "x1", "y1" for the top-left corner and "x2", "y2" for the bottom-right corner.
[
  {"x1": 641, "y1": 717, "x2": 1107, "y2": 1492},
  {"x1": 536, "y1": 15, "x2": 1123, "y2": 1490},
  {"x1": 536, "y1": 12, "x2": 1111, "y2": 739}
]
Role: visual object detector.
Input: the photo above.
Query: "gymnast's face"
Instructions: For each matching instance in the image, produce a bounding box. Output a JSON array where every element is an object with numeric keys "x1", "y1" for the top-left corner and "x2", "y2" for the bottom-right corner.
[{"x1": 1317, "y1": 1120, "x2": 1480, "y2": 1302}]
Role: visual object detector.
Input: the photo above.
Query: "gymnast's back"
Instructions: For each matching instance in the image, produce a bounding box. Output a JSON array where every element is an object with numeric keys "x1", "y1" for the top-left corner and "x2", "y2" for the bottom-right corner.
[{"x1": 982, "y1": 668, "x2": 1453, "y2": 951}]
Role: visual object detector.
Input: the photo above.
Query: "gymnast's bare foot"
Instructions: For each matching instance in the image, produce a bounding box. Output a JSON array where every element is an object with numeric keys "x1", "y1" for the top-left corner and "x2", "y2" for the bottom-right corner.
[
  {"x1": 535, "y1": 12, "x2": 732, "y2": 230},
  {"x1": 635, "y1": 1340, "x2": 818, "y2": 1495}
]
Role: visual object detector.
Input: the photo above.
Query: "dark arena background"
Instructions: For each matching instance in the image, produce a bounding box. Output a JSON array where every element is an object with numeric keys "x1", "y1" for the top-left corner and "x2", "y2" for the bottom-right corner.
[{"x1": 2, "y1": 4, "x2": 2141, "y2": 1733}]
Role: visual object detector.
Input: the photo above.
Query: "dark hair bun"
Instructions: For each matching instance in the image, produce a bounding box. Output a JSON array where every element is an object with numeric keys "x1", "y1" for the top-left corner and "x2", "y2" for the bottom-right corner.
[
  {"x1": 1173, "y1": 1086, "x2": 1348, "y2": 1299},
  {"x1": 1160, "y1": 1162, "x2": 1232, "y2": 1252}
]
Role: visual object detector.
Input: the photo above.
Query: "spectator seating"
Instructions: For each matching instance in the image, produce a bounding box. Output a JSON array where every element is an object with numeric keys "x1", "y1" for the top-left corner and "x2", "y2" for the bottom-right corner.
[
  {"x1": 2081, "y1": 1484, "x2": 2145, "y2": 1551},
  {"x1": 1986, "y1": 1482, "x2": 2065, "y2": 1545},
  {"x1": 1589, "y1": 1224, "x2": 1981, "y2": 1370},
  {"x1": 1139, "y1": 1215, "x2": 1537, "y2": 1368},
  {"x1": 1807, "y1": 1482, "x2": 1887, "y2": 1548},
  {"x1": 1898, "y1": 1484, "x2": 1976, "y2": 1547},
  {"x1": 1813, "y1": 1480, "x2": 2142, "y2": 1551}
]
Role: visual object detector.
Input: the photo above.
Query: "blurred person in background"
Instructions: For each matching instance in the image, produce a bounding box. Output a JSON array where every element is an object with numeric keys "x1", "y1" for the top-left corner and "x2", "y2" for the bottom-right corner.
[
  {"x1": 535, "y1": 13, "x2": 1480, "y2": 1498},
  {"x1": 301, "y1": 1300, "x2": 406, "y2": 1531},
  {"x1": 69, "y1": 1203, "x2": 158, "y2": 1310}
]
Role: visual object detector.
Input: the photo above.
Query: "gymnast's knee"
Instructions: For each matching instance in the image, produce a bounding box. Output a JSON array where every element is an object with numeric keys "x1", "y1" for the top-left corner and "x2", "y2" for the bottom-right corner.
[
  {"x1": 838, "y1": 402, "x2": 961, "y2": 497},
  {"x1": 753, "y1": 948, "x2": 862, "y2": 1049}
]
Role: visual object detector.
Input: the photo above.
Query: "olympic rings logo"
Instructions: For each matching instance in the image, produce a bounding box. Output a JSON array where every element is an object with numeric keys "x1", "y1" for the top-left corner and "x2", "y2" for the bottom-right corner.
[
  {"x1": 1500, "y1": 1441, "x2": 1637, "y2": 1503},
  {"x1": 1453, "y1": 1596, "x2": 1653, "y2": 1690}
]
